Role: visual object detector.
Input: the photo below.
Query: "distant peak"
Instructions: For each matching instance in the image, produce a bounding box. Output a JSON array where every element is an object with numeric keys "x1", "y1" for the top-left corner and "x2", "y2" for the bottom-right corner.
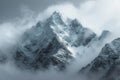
[
  {"x1": 70, "y1": 19, "x2": 82, "y2": 28},
  {"x1": 99, "y1": 30, "x2": 111, "y2": 40},
  {"x1": 102, "y1": 30, "x2": 110, "y2": 34}
]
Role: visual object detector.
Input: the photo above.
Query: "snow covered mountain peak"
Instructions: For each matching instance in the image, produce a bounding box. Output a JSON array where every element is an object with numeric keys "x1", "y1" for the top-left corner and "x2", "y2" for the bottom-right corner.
[
  {"x1": 51, "y1": 11, "x2": 61, "y2": 19},
  {"x1": 0, "y1": 11, "x2": 115, "y2": 73},
  {"x1": 47, "y1": 11, "x2": 65, "y2": 25},
  {"x1": 99, "y1": 30, "x2": 111, "y2": 40},
  {"x1": 12, "y1": 11, "x2": 99, "y2": 70}
]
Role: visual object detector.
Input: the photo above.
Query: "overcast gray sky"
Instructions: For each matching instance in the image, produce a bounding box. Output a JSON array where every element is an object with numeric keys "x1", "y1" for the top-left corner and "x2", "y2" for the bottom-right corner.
[{"x1": 0, "y1": 0, "x2": 89, "y2": 23}]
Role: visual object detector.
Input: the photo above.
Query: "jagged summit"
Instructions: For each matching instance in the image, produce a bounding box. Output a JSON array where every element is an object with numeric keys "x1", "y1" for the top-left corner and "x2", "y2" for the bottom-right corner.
[
  {"x1": 51, "y1": 11, "x2": 61, "y2": 19},
  {"x1": 47, "y1": 11, "x2": 65, "y2": 25}
]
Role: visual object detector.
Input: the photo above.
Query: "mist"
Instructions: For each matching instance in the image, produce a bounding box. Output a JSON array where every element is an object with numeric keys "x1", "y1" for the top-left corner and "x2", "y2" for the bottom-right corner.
[{"x1": 0, "y1": 0, "x2": 120, "y2": 80}]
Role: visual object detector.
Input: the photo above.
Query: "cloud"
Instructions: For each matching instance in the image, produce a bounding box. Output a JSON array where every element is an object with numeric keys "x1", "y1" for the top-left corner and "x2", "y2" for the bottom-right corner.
[
  {"x1": 83, "y1": 0, "x2": 120, "y2": 36},
  {"x1": 0, "y1": 6, "x2": 37, "y2": 54}
]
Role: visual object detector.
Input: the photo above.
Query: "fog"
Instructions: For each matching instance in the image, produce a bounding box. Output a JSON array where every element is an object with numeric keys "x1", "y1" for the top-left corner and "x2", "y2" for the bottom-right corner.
[{"x1": 0, "y1": 0, "x2": 120, "y2": 80}]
